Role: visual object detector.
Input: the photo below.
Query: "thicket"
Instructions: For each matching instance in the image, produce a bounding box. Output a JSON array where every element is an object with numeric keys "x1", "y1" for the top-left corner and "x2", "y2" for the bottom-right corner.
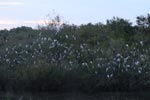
[{"x1": 0, "y1": 14, "x2": 150, "y2": 92}]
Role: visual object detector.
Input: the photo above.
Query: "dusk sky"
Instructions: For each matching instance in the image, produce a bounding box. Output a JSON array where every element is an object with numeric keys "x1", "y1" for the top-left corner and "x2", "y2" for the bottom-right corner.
[{"x1": 0, "y1": 0, "x2": 150, "y2": 29}]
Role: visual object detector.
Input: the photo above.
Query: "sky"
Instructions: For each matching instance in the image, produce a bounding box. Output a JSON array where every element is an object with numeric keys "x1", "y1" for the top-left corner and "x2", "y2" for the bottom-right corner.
[{"x1": 0, "y1": 0, "x2": 150, "y2": 29}]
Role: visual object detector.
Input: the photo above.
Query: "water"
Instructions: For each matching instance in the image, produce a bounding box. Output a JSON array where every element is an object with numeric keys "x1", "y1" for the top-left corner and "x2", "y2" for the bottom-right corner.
[{"x1": 0, "y1": 92, "x2": 150, "y2": 100}]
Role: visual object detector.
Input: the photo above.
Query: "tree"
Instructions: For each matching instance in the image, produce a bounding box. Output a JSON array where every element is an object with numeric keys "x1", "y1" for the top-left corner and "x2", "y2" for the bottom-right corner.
[
  {"x1": 106, "y1": 17, "x2": 134, "y2": 41},
  {"x1": 136, "y1": 14, "x2": 150, "y2": 33},
  {"x1": 38, "y1": 15, "x2": 64, "y2": 34}
]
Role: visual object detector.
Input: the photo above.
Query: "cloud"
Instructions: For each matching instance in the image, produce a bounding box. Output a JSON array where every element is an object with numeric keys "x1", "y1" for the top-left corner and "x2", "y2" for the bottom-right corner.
[
  {"x1": 0, "y1": 20, "x2": 64, "y2": 30},
  {"x1": 0, "y1": 20, "x2": 17, "y2": 25},
  {"x1": 0, "y1": 2, "x2": 24, "y2": 5},
  {"x1": 23, "y1": 20, "x2": 64, "y2": 25},
  {"x1": 0, "y1": 20, "x2": 46, "y2": 25},
  {"x1": 23, "y1": 20, "x2": 46, "y2": 24}
]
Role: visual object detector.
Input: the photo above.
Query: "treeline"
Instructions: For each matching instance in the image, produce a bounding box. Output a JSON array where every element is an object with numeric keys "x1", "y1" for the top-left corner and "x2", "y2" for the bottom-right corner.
[{"x1": 0, "y1": 14, "x2": 150, "y2": 92}]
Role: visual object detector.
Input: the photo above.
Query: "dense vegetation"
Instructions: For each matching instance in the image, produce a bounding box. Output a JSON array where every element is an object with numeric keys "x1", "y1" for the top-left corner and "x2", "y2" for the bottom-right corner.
[{"x1": 0, "y1": 14, "x2": 150, "y2": 93}]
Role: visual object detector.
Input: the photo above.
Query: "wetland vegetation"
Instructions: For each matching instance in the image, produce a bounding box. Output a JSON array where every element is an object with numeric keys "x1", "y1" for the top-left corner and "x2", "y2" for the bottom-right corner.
[{"x1": 0, "y1": 14, "x2": 150, "y2": 99}]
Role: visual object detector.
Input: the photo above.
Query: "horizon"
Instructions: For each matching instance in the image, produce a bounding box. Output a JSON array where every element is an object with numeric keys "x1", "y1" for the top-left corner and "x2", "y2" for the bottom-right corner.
[{"x1": 0, "y1": 0, "x2": 150, "y2": 30}]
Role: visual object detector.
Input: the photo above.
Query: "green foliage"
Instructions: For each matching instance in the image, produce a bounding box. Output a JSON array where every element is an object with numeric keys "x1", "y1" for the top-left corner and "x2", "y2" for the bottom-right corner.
[
  {"x1": 0, "y1": 14, "x2": 150, "y2": 92},
  {"x1": 136, "y1": 14, "x2": 150, "y2": 34}
]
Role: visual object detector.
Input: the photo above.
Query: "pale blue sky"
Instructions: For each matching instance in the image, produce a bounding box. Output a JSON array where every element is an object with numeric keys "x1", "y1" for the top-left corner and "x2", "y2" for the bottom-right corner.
[{"x1": 0, "y1": 0, "x2": 150, "y2": 29}]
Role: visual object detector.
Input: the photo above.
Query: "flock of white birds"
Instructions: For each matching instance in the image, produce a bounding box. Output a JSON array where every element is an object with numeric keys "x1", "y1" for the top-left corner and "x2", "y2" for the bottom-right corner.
[{"x1": 0, "y1": 32, "x2": 149, "y2": 78}]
